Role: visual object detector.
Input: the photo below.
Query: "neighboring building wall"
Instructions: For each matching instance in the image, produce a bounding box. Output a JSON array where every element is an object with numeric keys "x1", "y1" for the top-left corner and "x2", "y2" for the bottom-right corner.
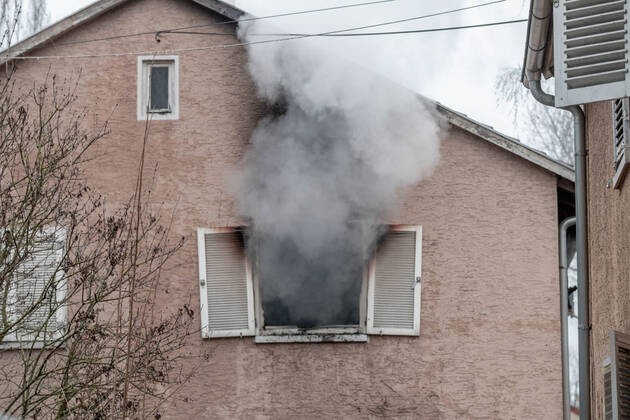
[
  {"x1": 5, "y1": 0, "x2": 563, "y2": 417},
  {"x1": 585, "y1": 101, "x2": 630, "y2": 419}
]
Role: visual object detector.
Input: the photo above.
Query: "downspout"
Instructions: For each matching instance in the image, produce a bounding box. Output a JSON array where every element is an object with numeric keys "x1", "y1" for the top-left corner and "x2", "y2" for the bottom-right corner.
[
  {"x1": 530, "y1": 80, "x2": 590, "y2": 420},
  {"x1": 559, "y1": 216, "x2": 576, "y2": 420},
  {"x1": 523, "y1": 0, "x2": 590, "y2": 416}
]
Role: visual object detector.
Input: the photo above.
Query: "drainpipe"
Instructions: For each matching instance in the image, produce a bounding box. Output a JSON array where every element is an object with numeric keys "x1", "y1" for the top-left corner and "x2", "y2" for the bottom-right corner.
[
  {"x1": 530, "y1": 80, "x2": 590, "y2": 420},
  {"x1": 559, "y1": 216, "x2": 576, "y2": 420}
]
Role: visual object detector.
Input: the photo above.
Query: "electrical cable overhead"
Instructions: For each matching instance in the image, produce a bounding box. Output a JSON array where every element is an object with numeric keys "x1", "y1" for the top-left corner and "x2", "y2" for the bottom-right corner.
[
  {"x1": 250, "y1": 18, "x2": 528, "y2": 37},
  {"x1": 4, "y1": 0, "x2": 512, "y2": 60},
  {"x1": 167, "y1": 19, "x2": 527, "y2": 38},
  {"x1": 19, "y1": 0, "x2": 400, "y2": 49}
]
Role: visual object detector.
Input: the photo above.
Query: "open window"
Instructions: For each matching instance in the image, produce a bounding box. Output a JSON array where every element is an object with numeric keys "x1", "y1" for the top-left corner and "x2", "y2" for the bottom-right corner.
[
  {"x1": 197, "y1": 225, "x2": 422, "y2": 343},
  {"x1": 137, "y1": 56, "x2": 179, "y2": 120}
]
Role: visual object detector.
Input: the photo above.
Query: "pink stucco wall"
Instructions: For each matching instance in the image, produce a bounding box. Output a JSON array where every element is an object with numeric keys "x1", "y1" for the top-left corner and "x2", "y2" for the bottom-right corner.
[
  {"x1": 5, "y1": 0, "x2": 564, "y2": 417},
  {"x1": 584, "y1": 101, "x2": 630, "y2": 420}
]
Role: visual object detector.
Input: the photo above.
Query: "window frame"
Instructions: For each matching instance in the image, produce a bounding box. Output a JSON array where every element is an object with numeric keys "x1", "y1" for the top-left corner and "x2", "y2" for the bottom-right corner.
[
  {"x1": 137, "y1": 55, "x2": 179, "y2": 121},
  {"x1": 251, "y1": 226, "x2": 369, "y2": 343},
  {"x1": 1, "y1": 227, "x2": 67, "y2": 349},
  {"x1": 197, "y1": 225, "x2": 422, "y2": 343}
]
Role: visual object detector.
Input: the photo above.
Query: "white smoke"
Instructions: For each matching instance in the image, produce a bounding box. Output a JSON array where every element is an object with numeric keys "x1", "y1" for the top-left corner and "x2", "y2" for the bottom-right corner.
[{"x1": 232, "y1": 16, "x2": 441, "y2": 327}]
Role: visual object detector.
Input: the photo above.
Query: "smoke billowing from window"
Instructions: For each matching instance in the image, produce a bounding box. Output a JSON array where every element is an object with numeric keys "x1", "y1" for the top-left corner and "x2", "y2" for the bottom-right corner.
[{"x1": 233, "y1": 19, "x2": 441, "y2": 328}]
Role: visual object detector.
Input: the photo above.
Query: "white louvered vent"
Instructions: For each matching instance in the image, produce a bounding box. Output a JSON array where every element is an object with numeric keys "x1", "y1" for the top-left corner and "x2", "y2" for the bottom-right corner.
[
  {"x1": 367, "y1": 226, "x2": 421, "y2": 336},
  {"x1": 197, "y1": 228, "x2": 254, "y2": 338},
  {"x1": 554, "y1": 0, "x2": 630, "y2": 106},
  {"x1": 610, "y1": 330, "x2": 630, "y2": 419},
  {"x1": 612, "y1": 98, "x2": 630, "y2": 188}
]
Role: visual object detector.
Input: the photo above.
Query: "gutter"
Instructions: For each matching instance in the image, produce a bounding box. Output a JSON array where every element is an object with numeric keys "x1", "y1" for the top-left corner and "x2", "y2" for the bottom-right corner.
[{"x1": 523, "y1": 1, "x2": 591, "y2": 419}]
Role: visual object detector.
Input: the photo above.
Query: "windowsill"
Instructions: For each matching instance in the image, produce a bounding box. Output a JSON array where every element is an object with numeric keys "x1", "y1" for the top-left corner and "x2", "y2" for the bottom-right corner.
[
  {"x1": 1, "y1": 340, "x2": 53, "y2": 350},
  {"x1": 255, "y1": 326, "x2": 368, "y2": 343}
]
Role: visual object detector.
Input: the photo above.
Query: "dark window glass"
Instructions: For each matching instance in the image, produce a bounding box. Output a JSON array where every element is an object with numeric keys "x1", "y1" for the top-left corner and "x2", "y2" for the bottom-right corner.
[{"x1": 149, "y1": 66, "x2": 169, "y2": 111}]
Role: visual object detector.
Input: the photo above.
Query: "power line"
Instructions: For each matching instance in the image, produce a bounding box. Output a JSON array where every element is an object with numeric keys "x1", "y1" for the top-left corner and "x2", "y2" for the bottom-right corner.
[
  {"x1": 23, "y1": 0, "x2": 400, "y2": 49},
  {"x1": 194, "y1": 0, "x2": 398, "y2": 26},
  {"x1": 250, "y1": 18, "x2": 528, "y2": 37},
  {"x1": 235, "y1": 0, "x2": 507, "y2": 37},
  {"x1": 4, "y1": 0, "x2": 511, "y2": 61},
  {"x1": 14, "y1": 0, "x2": 505, "y2": 50}
]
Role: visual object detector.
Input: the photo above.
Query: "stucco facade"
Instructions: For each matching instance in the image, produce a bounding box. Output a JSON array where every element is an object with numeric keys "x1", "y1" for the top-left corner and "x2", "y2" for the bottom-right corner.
[
  {"x1": 584, "y1": 101, "x2": 630, "y2": 420},
  {"x1": 3, "y1": 0, "x2": 570, "y2": 417}
]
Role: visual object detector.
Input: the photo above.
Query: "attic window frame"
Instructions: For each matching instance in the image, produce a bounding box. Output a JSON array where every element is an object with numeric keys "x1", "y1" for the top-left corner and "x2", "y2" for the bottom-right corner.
[{"x1": 137, "y1": 56, "x2": 179, "y2": 121}]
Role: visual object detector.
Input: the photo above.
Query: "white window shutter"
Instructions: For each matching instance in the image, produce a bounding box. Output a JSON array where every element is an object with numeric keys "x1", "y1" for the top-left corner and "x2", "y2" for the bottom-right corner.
[
  {"x1": 367, "y1": 226, "x2": 421, "y2": 336},
  {"x1": 554, "y1": 0, "x2": 630, "y2": 106},
  {"x1": 612, "y1": 98, "x2": 630, "y2": 188},
  {"x1": 197, "y1": 228, "x2": 255, "y2": 338},
  {"x1": 610, "y1": 330, "x2": 630, "y2": 419},
  {"x1": 605, "y1": 359, "x2": 614, "y2": 420},
  {"x1": 8, "y1": 229, "x2": 65, "y2": 344}
]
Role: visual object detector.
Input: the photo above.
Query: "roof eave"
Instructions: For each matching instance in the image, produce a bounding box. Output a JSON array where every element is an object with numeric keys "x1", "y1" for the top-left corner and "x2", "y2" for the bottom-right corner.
[
  {"x1": 0, "y1": 0, "x2": 244, "y2": 65},
  {"x1": 433, "y1": 101, "x2": 575, "y2": 183}
]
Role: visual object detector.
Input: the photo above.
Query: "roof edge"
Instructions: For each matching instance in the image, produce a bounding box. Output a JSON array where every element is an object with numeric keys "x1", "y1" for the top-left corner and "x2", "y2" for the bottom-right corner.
[
  {"x1": 433, "y1": 101, "x2": 575, "y2": 183},
  {"x1": 0, "y1": 0, "x2": 244, "y2": 65}
]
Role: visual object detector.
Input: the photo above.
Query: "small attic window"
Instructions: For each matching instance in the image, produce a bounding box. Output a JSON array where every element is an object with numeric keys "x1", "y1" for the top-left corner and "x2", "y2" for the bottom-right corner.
[{"x1": 137, "y1": 56, "x2": 179, "y2": 120}]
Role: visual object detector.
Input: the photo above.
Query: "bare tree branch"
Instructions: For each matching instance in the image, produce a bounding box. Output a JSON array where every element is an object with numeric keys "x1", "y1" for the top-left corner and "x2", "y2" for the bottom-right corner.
[
  {"x1": 0, "y1": 66, "x2": 196, "y2": 418},
  {"x1": 495, "y1": 66, "x2": 574, "y2": 166}
]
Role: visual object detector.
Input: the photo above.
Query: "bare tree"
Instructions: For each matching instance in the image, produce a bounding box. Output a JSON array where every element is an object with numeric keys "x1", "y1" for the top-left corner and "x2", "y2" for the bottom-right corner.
[
  {"x1": 0, "y1": 70, "x2": 195, "y2": 418},
  {"x1": 495, "y1": 66, "x2": 574, "y2": 166},
  {"x1": 1, "y1": 0, "x2": 48, "y2": 49}
]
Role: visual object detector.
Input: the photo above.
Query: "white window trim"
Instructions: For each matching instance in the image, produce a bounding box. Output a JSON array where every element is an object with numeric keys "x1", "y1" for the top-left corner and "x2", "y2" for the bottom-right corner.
[
  {"x1": 1, "y1": 227, "x2": 67, "y2": 349},
  {"x1": 366, "y1": 225, "x2": 422, "y2": 336},
  {"x1": 197, "y1": 227, "x2": 255, "y2": 339},
  {"x1": 255, "y1": 333, "x2": 368, "y2": 344},
  {"x1": 137, "y1": 55, "x2": 179, "y2": 121}
]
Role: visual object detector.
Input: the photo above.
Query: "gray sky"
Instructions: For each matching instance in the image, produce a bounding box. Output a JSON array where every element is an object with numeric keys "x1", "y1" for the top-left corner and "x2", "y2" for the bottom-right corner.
[{"x1": 48, "y1": 0, "x2": 529, "y2": 142}]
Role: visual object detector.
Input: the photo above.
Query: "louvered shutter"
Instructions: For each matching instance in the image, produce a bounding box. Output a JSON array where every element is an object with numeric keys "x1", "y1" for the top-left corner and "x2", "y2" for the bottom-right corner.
[
  {"x1": 367, "y1": 226, "x2": 421, "y2": 336},
  {"x1": 612, "y1": 98, "x2": 630, "y2": 188},
  {"x1": 553, "y1": 0, "x2": 630, "y2": 106},
  {"x1": 7, "y1": 230, "x2": 65, "y2": 344},
  {"x1": 605, "y1": 360, "x2": 614, "y2": 420},
  {"x1": 610, "y1": 330, "x2": 630, "y2": 419},
  {"x1": 197, "y1": 228, "x2": 254, "y2": 338}
]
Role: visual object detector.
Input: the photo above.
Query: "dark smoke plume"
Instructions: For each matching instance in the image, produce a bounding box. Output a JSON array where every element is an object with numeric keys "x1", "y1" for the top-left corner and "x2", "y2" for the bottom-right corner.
[{"x1": 234, "y1": 20, "x2": 441, "y2": 328}]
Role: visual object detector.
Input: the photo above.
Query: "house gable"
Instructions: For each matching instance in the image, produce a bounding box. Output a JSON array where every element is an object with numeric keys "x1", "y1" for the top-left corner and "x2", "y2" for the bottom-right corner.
[{"x1": 0, "y1": 0, "x2": 243, "y2": 64}]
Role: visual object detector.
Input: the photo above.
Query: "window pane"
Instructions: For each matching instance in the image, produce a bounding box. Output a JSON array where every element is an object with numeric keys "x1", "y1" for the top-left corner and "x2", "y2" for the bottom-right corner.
[{"x1": 150, "y1": 66, "x2": 169, "y2": 111}]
